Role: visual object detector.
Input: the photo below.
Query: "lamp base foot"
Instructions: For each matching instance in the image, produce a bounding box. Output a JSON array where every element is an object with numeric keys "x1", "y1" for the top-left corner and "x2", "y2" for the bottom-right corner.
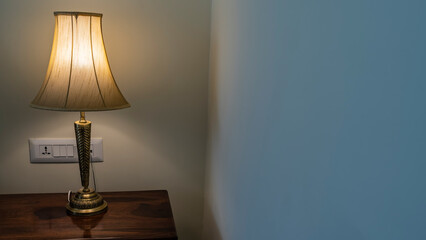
[{"x1": 66, "y1": 188, "x2": 108, "y2": 216}]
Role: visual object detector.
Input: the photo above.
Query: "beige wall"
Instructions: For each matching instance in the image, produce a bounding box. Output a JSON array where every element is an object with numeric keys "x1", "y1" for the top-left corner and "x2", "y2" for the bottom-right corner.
[{"x1": 0, "y1": 1, "x2": 210, "y2": 239}]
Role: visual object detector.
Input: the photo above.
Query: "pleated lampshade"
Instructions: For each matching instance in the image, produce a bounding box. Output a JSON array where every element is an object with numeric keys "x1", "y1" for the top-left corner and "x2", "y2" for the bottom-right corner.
[{"x1": 31, "y1": 12, "x2": 130, "y2": 111}]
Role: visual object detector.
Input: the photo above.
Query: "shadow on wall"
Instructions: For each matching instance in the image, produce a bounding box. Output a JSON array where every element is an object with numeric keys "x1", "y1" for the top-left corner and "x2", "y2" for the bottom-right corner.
[{"x1": 202, "y1": 202, "x2": 223, "y2": 240}]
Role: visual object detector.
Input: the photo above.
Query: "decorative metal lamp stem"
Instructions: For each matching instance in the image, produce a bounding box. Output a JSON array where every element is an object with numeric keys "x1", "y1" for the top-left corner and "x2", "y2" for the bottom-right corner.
[
  {"x1": 65, "y1": 112, "x2": 108, "y2": 215},
  {"x1": 75, "y1": 112, "x2": 90, "y2": 190}
]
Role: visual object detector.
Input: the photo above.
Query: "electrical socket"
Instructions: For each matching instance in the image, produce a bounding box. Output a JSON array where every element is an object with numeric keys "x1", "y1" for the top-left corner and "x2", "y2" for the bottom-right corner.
[{"x1": 29, "y1": 138, "x2": 103, "y2": 163}]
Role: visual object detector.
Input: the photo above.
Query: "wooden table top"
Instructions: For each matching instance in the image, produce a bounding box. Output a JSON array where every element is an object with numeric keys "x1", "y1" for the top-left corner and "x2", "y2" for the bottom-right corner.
[{"x1": 0, "y1": 190, "x2": 177, "y2": 240}]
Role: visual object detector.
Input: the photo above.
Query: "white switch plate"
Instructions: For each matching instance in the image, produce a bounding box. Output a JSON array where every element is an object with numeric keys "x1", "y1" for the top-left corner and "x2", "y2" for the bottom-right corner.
[{"x1": 29, "y1": 138, "x2": 103, "y2": 163}]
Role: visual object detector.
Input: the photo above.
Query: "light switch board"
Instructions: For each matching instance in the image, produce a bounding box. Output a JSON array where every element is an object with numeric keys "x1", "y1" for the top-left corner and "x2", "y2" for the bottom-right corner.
[{"x1": 29, "y1": 138, "x2": 103, "y2": 163}]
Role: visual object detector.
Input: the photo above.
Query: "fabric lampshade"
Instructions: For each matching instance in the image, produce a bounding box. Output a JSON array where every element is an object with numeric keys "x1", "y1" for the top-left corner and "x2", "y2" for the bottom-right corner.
[{"x1": 31, "y1": 12, "x2": 130, "y2": 111}]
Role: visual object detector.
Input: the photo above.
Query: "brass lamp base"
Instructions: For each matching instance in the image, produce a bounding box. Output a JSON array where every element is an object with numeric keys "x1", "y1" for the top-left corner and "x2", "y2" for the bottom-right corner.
[{"x1": 66, "y1": 188, "x2": 108, "y2": 216}]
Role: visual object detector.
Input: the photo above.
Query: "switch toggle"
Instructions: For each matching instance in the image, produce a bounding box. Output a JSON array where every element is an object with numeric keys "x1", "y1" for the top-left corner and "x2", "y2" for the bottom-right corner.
[
  {"x1": 53, "y1": 145, "x2": 60, "y2": 157},
  {"x1": 60, "y1": 145, "x2": 67, "y2": 157},
  {"x1": 67, "y1": 145, "x2": 74, "y2": 157}
]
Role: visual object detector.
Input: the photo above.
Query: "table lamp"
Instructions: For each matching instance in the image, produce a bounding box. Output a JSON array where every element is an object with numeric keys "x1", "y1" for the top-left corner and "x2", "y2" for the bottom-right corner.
[{"x1": 31, "y1": 12, "x2": 130, "y2": 215}]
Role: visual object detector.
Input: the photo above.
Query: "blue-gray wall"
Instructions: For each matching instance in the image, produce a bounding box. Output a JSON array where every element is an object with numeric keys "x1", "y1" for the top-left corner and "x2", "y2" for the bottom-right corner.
[{"x1": 203, "y1": 0, "x2": 426, "y2": 239}]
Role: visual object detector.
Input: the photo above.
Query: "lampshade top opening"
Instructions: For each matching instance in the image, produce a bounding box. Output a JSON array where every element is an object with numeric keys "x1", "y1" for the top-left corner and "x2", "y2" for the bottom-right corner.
[{"x1": 54, "y1": 12, "x2": 103, "y2": 17}]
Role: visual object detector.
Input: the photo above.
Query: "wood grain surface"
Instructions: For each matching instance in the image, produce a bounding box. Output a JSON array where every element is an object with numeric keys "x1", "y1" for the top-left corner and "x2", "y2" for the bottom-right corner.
[{"x1": 0, "y1": 190, "x2": 177, "y2": 240}]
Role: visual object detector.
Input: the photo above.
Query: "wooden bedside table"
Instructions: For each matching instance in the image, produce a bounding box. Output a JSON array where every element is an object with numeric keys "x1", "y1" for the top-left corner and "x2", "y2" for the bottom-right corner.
[{"x1": 0, "y1": 190, "x2": 178, "y2": 239}]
